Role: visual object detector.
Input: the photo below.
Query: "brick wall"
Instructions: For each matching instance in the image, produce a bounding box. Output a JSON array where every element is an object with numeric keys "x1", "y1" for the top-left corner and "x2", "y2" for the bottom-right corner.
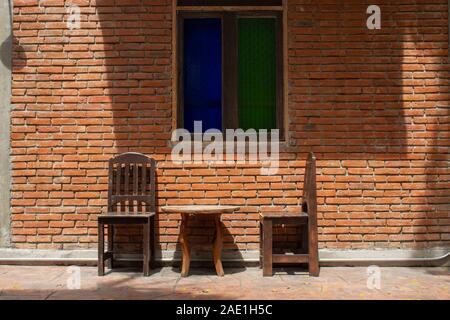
[{"x1": 10, "y1": 0, "x2": 450, "y2": 253}]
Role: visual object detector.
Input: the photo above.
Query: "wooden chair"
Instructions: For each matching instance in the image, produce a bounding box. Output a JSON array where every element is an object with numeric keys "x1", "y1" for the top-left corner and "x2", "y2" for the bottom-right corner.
[
  {"x1": 259, "y1": 152, "x2": 319, "y2": 277},
  {"x1": 98, "y1": 152, "x2": 156, "y2": 276}
]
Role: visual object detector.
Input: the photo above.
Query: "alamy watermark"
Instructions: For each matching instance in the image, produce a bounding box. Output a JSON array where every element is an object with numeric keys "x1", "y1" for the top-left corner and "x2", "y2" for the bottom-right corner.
[
  {"x1": 367, "y1": 5, "x2": 381, "y2": 30},
  {"x1": 66, "y1": 2, "x2": 81, "y2": 31},
  {"x1": 366, "y1": 265, "x2": 381, "y2": 290},
  {"x1": 66, "y1": 266, "x2": 81, "y2": 290},
  {"x1": 171, "y1": 121, "x2": 280, "y2": 175}
]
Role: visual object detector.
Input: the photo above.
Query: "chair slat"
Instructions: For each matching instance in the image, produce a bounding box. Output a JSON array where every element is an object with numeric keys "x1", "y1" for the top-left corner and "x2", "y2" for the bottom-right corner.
[
  {"x1": 133, "y1": 163, "x2": 138, "y2": 195},
  {"x1": 142, "y1": 162, "x2": 147, "y2": 195},
  {"x1": 116, "y1": 163, "x2": 121, "y2": 195},
  {"x1": 124, "y1": 163, "x2": 130, "y2": 195},
  {"x1": 134, "y1": 164, "x2": 141, "y2": 213}
]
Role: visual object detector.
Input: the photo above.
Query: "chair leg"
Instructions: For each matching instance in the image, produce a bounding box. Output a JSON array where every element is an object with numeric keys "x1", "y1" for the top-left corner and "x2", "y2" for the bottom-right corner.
[
  {"x1": 107, "y1": 224, "x2": 114, "y2": 269},
  {"x1": 262, "y1": 219, "x2": 273, "y2": 277},
  {"x1": 150, "y1": 215, "x2": 155, "y2": 267},
  {"x1": 98, "y1": 222, "x2": 105, "y2": 276},
  {"x1": 143, "y1": 222, "x2": 150, "y2": 277},
  {"x1": 308, "y1": 221, "x2": 320, "y2": 277}
]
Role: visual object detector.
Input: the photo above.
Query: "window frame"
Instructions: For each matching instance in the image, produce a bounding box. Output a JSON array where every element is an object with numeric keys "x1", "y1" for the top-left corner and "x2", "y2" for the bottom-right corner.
[
  {"x1": 177, "y1": 0, "x2": 282, "y2": 6},
  {"x1": 176, "y1": 10, "x2": 285, "y2": 139}
]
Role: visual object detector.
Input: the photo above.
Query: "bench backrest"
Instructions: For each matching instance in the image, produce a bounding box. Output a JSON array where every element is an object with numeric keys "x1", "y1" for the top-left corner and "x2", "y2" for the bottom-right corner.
[{"x1": 302, "y1": 152, "x2": 317, "y2": 224}]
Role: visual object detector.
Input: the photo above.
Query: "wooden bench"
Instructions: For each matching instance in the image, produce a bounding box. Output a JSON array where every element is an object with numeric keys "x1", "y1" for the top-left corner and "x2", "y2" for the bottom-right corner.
[{"x1": 259, "y1": 152, "x2": 319, "y2": 277}]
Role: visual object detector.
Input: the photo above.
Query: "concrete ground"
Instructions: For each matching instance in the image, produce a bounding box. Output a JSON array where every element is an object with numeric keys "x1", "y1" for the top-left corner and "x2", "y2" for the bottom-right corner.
[{"x1": 0, "y1": 265, "x2": 448, "y2": 300}]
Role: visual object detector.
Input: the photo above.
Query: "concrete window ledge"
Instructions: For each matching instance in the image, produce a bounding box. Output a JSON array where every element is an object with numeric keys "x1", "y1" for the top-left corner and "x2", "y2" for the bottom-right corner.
[{"x1": 0, "y1": 248, "x2": 448, "y2": 267}]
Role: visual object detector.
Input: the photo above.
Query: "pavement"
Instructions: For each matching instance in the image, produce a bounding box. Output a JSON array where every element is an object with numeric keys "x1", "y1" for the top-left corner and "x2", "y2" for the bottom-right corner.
[{"x1": 0, "y1": 265, "x2": 448, "y2": 300}]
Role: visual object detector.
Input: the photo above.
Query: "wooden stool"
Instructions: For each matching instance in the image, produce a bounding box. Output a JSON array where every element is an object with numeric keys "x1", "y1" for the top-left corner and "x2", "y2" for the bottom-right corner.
[
  {"x1": 160, "y1": 205, "x2": 240, "y2": 277},
  {"x1": 259, "y1": 152, "x2": 319, "y2": 277}
]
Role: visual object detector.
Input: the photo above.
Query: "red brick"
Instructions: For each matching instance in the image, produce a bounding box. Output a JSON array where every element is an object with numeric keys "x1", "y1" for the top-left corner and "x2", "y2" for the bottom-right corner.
[{"x1": 8, "y1": 1, "x2": 450, "y2": 252}]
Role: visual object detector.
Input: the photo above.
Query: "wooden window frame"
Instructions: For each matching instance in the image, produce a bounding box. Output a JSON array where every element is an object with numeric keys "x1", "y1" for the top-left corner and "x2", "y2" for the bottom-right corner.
[
  {"x1": 173, "y1": 2, "x2": 287, "y2": 141},
  {"x1": 178, "y1": 0, "x2": 282, "y2": 6}
]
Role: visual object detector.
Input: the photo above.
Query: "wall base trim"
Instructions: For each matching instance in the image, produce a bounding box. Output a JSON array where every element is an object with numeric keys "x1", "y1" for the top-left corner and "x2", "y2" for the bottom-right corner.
[{"x1": 0, "y1": 248, "x2": 448, "y2": 267}]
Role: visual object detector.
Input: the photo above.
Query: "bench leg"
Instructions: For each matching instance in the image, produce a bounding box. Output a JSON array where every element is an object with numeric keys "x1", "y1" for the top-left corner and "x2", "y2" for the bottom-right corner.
[
  {"x1": 143, "y1": 222, "x2": 150, "y2": 277},
  {"x1": 259, "y1": 220, "x2": 263, "y2": 269},
  {"x1": 308, "y1": 221, "x2": 319, "y2": 277},
  {"x1": 98, "y1": 222, "x2": 105, "y2": 276},
  {"x1": 263, "y1": 220, "x2": 273, "y2": 277}
]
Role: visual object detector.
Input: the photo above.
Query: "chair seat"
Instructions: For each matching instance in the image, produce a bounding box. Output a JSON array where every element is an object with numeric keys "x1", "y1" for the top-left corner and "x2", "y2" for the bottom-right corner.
[
  {"x1": 99, "y1": 212, "x2": 155, "y2": 218},
  {"x1": 98, "y1": 212, "x2": 155, "y2": 225}
]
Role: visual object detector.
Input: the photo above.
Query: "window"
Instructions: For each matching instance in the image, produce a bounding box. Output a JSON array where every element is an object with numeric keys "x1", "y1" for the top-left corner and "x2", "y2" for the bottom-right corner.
[
  {"x1": 181, "y1": 18, "x2": 223, "y2": 132},
  {"x1": 176, "y1": 8, "x2": 284, "y2": 137}
]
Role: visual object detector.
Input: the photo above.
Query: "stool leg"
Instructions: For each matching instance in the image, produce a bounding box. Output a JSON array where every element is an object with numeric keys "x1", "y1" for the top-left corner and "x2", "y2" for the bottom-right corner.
[
  {"x1": 263, "y1": 219, "x2": 273, "y2": 277},
  {"x1": 212, "y1": 214, "x2": 224, "y2": 277},
  {"x1": 180, "y1": 213, "x2": 190, "y2": 277}
]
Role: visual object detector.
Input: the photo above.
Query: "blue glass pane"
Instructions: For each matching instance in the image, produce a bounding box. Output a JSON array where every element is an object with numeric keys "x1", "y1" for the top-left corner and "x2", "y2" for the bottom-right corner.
[{"x1": 183, "y1": 18, "x2": 222, "y2": 132}]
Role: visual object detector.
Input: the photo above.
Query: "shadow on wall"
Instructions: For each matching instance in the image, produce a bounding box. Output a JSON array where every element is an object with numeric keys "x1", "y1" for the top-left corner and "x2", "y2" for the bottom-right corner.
[
  {"x1": 287, "y1": 1, "x2": 450, "y2": 250},
  {"x1": 0, "y1": 34, "x2": 12, "y2": 70},
  {"x1": 94, "y1": 0, "x2": 244, "y2": 260},
  {"x1": 423, "y1": 37, "x2": 450, "y2": 248},
  {"x1": 0, "y1": 0, "x2": 12, "y2": 70},
  {"x1": 398, "y1": 9, "x2": 450, "y2": 249},
  {"x1": 87, "y1": 1, "x2": 450, "y2": 252},
  {"x1": 287, "y1": 2, "x2": 410, "y2": 159},
  {"x1": 80, "y1": 0, "x2": 172, "y2": 256},
  {"x1": 0, "y1": 0, "x2": 13, "y2": 248}
]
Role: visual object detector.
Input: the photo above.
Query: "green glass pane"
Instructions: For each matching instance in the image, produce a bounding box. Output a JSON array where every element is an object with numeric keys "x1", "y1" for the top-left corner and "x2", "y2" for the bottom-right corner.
[{"x1": 238, "y1": 18, "x2": 276, "y2": 131}]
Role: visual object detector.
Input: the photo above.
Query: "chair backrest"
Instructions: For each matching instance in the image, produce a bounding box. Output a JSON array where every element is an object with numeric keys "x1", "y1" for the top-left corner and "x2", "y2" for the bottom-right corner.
[
  {"x1": 107, "y1": 152, "x2": 156, "y2": 214},
  {"x1": 301, "y1": 152, "x2": 317, "y2": 222}
]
